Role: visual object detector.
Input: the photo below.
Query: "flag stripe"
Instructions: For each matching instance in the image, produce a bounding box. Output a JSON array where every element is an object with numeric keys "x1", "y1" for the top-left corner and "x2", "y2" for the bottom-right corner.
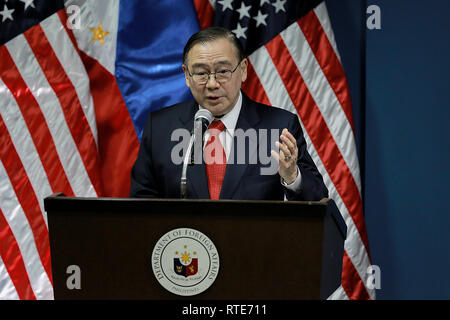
[
  {"x1": 265, "y1": 35, "x2": 370, "y2": 254},
  {"x1": 57, "y1": 10, "x2": 140, "y2": 197},
  {"x1": 77, "y1": 49, "x2": 140, "y2": 197},
  {"x1": 0, "y1": 255, "x2": 20, "y2": 300},
  {"x1": 0, "y1": 77, "x2": 53, "y2": 221},
  {"x1": 313, "y1": 3, "x2": 341, "y2": 62},
  {"x1": 248, "y1": 43, "x2": 368, "y2": 299},
  {"x1": 297, "y1": 10, "x2": 355, "y2": 132},
  {"x1": 40, "y1": 13, "x2": 98, "y2": 146},
  {"x1": 242, "y1": 60, "x2": 271, "y2": 106},
  {"x1": 247, "y1": 51, "x2": 296, "y2": 115},
  {"x1": 0, "y1": 119, "x2": 53, "y2": 294},
  {"x1": 0, "y1": 45, "x2": 74, "y2": 199},
  {"x1": 263, "y1": 32, "x2": 372, "y2": 299},
  {"x1": 280, "y1": 21, "x2": 361, "y2": 195},
  {"x1": 23, "y1": 24, "x2": 102, "y2": 195},
  {"x1": 277, "y1": 18, "x2": 374, "y2": 298},
  {"x1": 342, "y1": 250, "x2": 370, "y2": 300},
  {"x1": 57, "y1": 10, "x2": 79, "y2": 58},
  {"x1": 4, "y1": 35, "x2": 95, "y2": 198},
  {"x1": 333, "y1": 191, "x2": 373, "y2": 299},
  {"x1": 0, "y1": 206, "x2": 36, "y2": 300},
  {"x1": 0, "y1": 158, "x2": 53, "y2": 299},
  {"x1": 327, "y1": 285, "x2": 349, "y2": 300},
  {"x1": 193, "y1": 0, "x2": 215, "y2": 29}
]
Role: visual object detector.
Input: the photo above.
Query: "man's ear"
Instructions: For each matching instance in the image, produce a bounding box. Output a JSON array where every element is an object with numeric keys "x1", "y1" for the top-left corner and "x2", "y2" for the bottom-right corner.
[
  {"x1": 182, "y1": 65, "x2": 190, "y2": 88},
  {"x1": 240, "y1": 58, "x2": 248, "y2": 82}
]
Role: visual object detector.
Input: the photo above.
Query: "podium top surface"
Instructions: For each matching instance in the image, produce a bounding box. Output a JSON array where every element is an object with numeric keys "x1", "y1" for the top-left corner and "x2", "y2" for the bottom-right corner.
[{"x1": 44, "y1": 195, "x2": 331, "y2": 218}]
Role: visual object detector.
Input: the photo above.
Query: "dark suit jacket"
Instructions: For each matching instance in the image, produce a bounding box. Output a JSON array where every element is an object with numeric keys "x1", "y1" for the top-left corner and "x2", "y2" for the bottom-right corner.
[{"x1": 130, "y1": 93, "x2": 328, "y2": 201}]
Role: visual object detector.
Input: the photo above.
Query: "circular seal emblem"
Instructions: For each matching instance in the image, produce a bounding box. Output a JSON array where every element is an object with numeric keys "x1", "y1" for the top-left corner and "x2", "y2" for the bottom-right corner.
[{"x1": 151, "y1": 228, "x2": 220, "y2": 296}]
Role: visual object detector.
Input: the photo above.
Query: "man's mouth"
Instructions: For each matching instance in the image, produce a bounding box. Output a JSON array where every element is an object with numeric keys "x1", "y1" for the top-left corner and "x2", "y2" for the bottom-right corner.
[{"x1": 207, "y1": 96, "x2": 222, "y2": 103}]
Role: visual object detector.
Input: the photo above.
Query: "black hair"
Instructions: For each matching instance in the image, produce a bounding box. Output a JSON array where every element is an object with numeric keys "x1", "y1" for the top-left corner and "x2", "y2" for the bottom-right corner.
[{"x1": 182, "y1": 27, "x2": 245, "y2": 65}]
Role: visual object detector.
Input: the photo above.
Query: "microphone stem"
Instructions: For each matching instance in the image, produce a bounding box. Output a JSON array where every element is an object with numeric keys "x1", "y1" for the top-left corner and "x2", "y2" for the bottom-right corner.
[
  {"x1": 180, "y1": 110, "x2": 212, "y2": 199},
  {"x1": 180, "y1": 132, "x2": 195, "y2": 199}
]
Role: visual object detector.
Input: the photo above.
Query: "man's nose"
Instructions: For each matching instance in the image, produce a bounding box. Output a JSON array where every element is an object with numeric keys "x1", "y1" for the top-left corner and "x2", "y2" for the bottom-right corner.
[{"x1": 205, "y1": 74, "x2": 220, "y2": 88}]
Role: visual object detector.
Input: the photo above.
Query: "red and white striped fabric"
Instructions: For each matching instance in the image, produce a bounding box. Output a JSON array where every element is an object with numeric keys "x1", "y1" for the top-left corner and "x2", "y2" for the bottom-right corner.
[
  {"x1": 0, "y1": 0, "x2": 138, "y2": 299},
  {"x1": 194, "y1": 0, "x2": 374, "y2": 300}
]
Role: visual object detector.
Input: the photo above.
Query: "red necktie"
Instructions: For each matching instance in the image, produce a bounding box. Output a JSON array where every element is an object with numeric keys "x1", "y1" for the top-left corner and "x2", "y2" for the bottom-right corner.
[{"x1": 205, "y1": 120, "x2": 226, "y2": 200}]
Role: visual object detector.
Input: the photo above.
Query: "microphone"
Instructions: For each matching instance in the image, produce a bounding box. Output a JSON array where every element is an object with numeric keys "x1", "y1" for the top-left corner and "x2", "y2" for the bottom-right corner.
[
  {"x1": 192, "y1": 109, "x2": 214, "y2": 163},
  {"x1": 180, "y1": 109, "x2": 214, "y2": 198},
  {"x1": 195, "y1": 109, "x2": 215, "y2": 131}
]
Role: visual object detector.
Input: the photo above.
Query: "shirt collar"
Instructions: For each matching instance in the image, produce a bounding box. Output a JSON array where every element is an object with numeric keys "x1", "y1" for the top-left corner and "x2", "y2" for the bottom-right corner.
[{"x1": 199, "y1": 91, "x2": 242, "y2": 131}]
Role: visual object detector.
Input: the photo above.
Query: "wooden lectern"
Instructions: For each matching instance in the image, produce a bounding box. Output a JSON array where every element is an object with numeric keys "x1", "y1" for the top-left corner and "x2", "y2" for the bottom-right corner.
[{"x1": 44, "y1": 195, "x2": 346, "y2": 300}]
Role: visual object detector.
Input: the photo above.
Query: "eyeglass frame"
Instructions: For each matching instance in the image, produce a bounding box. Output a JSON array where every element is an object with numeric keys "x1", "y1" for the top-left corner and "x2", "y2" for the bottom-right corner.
[{"x1": 185, "y1": 60, "x2": 243, "y2": 85}]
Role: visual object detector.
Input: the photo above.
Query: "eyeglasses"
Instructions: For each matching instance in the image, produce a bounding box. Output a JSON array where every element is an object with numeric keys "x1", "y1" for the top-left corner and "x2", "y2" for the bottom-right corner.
[{"x1": 186, "y1": 61, "x2": 242, "y2": 85}]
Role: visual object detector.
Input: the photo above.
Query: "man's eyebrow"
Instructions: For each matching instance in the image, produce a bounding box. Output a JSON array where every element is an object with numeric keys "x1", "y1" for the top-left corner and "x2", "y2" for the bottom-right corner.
[
  {"x1": 190, "y1": 63, "x2": 209, "y2": 69},
  {"x1": 214, "y1": 60, "x2": 234, "y2": 67},
  {"x1": 190, "y1": 61, "x2": 234, "y2": 69}
]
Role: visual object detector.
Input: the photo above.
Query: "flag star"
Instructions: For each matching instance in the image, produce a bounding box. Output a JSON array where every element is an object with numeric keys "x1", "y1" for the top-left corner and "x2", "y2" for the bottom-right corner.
[
  {"x1": 253, "y1": 10, "x2": 268, "y2": 27},
  {"x1": 260, "y1": 0, "x2": 271, "y2": 6},
  {"x1": 20, "y1": 0, "x2": 35, "y2": 10},
  {"x1": 232, "y1": 22, "x2": 247, "y2": 39},
  {"x1": 0, "y1": 4, "x2": 14, "y2": 23},
  {"x1": 218, "y1": 0, "x2": 234, "y2": 12},
  {"x1": 272, "y1": 0, "x2": 286, "y2": 13},
  {"x1": 236, "y1": 2, "x2": 251, "y2": 20},
  {"x1": 89, "y1": 22, "x2": 110, "y2": 46}
]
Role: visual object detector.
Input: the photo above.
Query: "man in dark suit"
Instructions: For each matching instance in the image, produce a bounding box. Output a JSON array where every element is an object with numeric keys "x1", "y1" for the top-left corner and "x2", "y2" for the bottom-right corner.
[{"x1": 130, "y1": 27, "x2": 328, "y2": 201}]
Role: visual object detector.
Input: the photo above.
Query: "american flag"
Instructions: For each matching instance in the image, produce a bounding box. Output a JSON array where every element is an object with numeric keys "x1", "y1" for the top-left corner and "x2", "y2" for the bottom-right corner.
[
  {"x1": 0, "y1": 0, "x2": 138, "y2": 299},
  {"x1": 0, "y1": 0, "x2": 373, "y2": 300}
]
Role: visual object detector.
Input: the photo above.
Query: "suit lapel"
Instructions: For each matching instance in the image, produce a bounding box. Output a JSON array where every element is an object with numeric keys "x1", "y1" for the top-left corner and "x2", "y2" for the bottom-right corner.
[
  {"x1": 179, "y1": 101, "x2": 210, "y2": 199},
  {"x1": 219, "y1": 94, "x2": 260, "y2": 199},
  {"x1": 178, "y1": 94, "x2": 262, "y2": 199}
]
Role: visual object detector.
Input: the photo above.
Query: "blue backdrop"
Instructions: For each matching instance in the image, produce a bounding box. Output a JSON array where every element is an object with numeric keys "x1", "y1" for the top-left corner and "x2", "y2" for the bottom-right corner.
[{"x1": 327, "y1": 0, "x2": 450, "y2": 299}]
